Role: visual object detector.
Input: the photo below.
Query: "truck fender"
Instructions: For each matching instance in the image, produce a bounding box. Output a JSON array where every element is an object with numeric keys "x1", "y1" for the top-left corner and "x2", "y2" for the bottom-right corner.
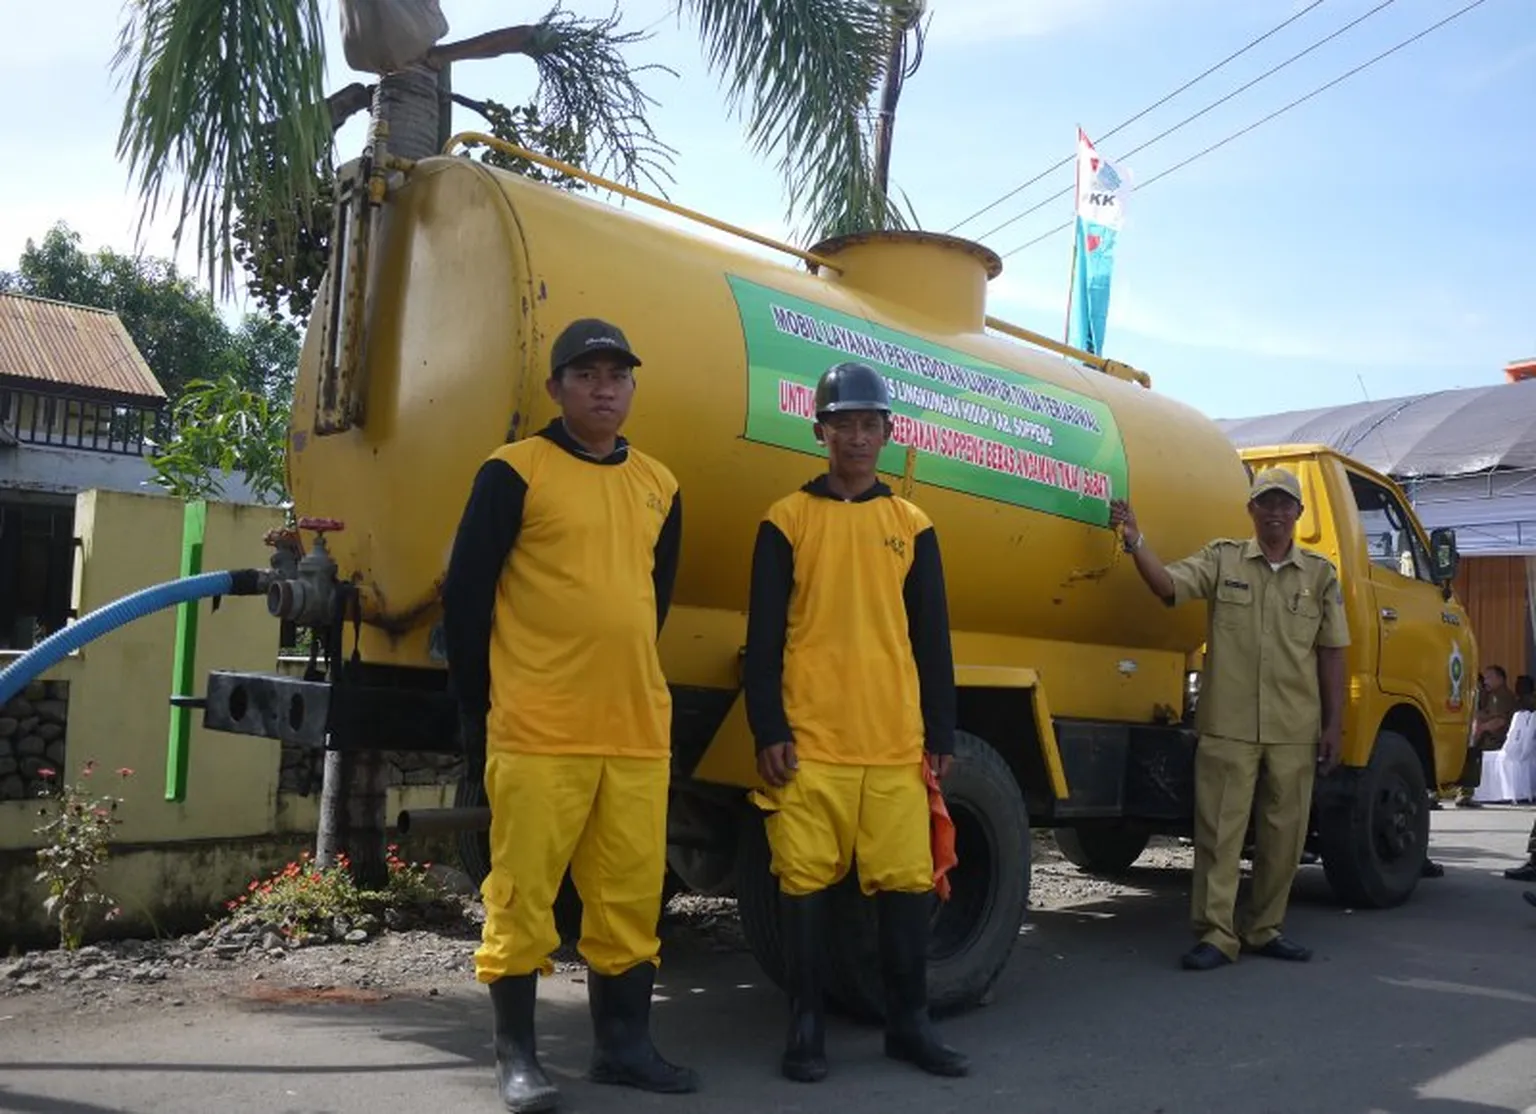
[{"x1": 954, "y1": 664, "x2": 1070, "y2": 800}]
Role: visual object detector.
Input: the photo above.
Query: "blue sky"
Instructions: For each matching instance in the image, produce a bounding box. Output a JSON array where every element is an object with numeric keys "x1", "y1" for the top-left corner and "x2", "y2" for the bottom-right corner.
[{"x1": 2, "y1": 0, "x2": 1530, "y2": 421}]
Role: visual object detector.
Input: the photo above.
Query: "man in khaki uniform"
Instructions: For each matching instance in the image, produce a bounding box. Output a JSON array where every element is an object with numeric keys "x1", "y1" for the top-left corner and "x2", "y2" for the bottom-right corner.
[
  {"x1": 1457, "y1": 665, "x2": 1515, "y2": 807},
  {"x1": 1110, "y1": 467, "x2": 1349, "y2": 971}
]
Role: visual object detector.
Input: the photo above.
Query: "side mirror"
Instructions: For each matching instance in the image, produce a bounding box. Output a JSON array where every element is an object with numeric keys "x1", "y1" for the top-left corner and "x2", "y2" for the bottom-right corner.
[{"x1": 1429, "y1": 527, "x2": 1459, "y2": 584}]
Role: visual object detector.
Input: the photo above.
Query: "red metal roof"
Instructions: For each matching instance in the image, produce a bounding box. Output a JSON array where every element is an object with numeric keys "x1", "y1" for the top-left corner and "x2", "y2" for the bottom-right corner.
[{"x1": 0, "y1": 293, "x2": 166, "y2": 401}]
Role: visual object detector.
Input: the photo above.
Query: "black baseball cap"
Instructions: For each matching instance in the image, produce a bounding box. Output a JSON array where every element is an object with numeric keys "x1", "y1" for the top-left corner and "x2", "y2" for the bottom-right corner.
[{"x1": 549, "y1": 318, "x2": 642, "y2": 375}]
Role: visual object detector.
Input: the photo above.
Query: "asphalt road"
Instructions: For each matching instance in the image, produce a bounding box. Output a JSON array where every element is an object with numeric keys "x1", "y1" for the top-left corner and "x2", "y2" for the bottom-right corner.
[{"x1": 2, "y1": 807, "x2": 1534, "y2": 1114}]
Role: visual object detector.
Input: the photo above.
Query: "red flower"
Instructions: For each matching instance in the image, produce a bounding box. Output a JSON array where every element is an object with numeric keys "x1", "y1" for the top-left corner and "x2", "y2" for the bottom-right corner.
[
  {"x1": 116, "y1": 767, "x2": 135, "y2": 778},
  {"x1": 37, "y1": 767, "x2": 55, "y2": 779}
]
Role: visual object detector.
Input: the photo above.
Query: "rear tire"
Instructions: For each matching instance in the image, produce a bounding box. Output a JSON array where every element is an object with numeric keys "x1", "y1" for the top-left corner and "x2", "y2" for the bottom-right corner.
[
  {"x1": 822, "y1": 732, "x2": 1031, "y2": 1022},
  {"x1": 734, "y1": 806, "x2": 791, "y2": 991},
  {"x1": 1317, "y1": 730, "x2": 1429, "y2": 908},
  {"x1": 1054, "y1": 825, "x2": 1151, "y2": 876}
]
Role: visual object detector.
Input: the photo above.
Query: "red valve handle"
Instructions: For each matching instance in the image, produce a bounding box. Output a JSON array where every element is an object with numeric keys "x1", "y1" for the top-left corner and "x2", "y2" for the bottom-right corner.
[{"x1": 297, "y1": 517, "x2": 345, "y2": 533}]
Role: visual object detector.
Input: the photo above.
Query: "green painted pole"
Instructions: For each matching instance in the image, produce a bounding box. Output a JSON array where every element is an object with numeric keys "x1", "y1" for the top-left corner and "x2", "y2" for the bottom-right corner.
[{"x1": 165, "y1": 499, "x2": 207, "y2": 802}]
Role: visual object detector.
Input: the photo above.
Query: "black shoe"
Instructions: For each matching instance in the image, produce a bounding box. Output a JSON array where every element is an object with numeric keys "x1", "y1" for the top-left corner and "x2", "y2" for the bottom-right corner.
[
  {"x1": 1503, "y1": 861, "x2": 1536, "y2": 882},
  {"x1": 1180, "y1": 943, "x2": 1233, "y2": 971},
  {"x1": 587, "y1": 964, "x2": 699, "y2": 1094},
  {"x1": 780, "y1": 892, "x2": 829, "y2": 1083},
  {"x1": 488, "y1": 975, "x2": 560, "y2": 1113},
  {"x1": 1455, "y1": 797, "x2": 1482, "y2": 808},
  {"x1": 1523, "y1": 891, "x2": 1536, "y2": 909},
  {"x1": 1247, "y1": 935, "x2": 1312, "y2": 962},
  {"x1": 877, "y1": 891, "x2": 970, "y2": 1078},
  {"x1": 1421, "y1": 859, "x2": 1445, "y2": 879}
]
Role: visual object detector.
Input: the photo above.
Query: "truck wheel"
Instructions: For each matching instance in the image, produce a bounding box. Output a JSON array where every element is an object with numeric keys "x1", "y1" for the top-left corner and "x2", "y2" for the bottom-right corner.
[
  {"x1": 1317, "y1": 730, "x2": 1429, "y2": 909},
  {"x1": 733, "y1": 806, "x2": 790, "y2": 990},
  {"x1": 1054, "y1": 825, "x2": 1151, "y2": 876},
  {"x1": 453, "y1": 772, "x2": 583, "y2": 943},
  {"x1": 822, "y1": 732, "x2": 1031, "y2": 1022}
]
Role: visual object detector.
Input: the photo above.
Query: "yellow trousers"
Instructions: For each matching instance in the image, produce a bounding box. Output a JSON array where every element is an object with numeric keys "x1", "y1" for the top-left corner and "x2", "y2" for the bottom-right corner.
[
  {"x1": 1191, "y1": 735, "x2": 1316, "y2": 960},
  {"x1": 753, "y1": 758, "x2": 933, "y2": 897},
  {"x1": 474, "y1": 751, "x2": 669, "y2": 982}
]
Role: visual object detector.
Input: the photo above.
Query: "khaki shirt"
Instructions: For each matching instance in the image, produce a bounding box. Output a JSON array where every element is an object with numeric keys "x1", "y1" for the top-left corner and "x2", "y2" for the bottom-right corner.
[
  {"x1": 1168, "y1": 538, "x2": 1350, "y2": 746},
  {"x1": 1476, "y1": 686, "x2": 1517, "y2": 747}
]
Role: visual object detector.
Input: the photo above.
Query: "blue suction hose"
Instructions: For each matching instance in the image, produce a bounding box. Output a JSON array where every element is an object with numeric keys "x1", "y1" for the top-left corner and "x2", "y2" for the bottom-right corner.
[{"x1": 0, "y1": 569, "x2": 265, "y2": 705}]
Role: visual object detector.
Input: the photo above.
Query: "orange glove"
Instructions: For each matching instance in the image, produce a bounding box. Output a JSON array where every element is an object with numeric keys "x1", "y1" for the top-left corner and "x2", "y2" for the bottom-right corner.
[{"x1": 923, "y1": 761, "x2": 958, "y2": 902}]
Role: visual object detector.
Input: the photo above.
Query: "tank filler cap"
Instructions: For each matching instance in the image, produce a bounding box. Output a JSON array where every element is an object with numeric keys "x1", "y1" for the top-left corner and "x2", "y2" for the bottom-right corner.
[{"x1": 805, "y1": 229, "x2": 1002, "y2": 333}]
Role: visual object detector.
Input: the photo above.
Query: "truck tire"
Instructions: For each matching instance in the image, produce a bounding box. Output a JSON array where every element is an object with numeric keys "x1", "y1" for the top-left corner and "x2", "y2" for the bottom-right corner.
[
  {"x1": 1053, "y1": 825, "x2": 1151, "y2": 876},
  {"x1": 822, "y1": 732, "x2": 1031, "y2": 1023},
  {"x1": 733, "y1": 806, "x2": 791, "y2": 991},
  {"x1": 1317, "y1": 730, "x2": 1429, "y2": 909},
  {"x1": 453, "y1": 772, "x2": 583, "y2": 943}
]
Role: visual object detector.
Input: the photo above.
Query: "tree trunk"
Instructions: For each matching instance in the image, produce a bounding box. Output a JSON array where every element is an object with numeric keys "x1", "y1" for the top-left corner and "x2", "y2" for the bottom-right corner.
[
  {"x1": 313, "y1": 60, "x2": 445, "y2": 888},
  {"x1": 374, "y1": 63, "x2": 446, "y2": 161},
  {"x1": 872, "y1": 30, "x2": 907, "y2": 206},
  {"x1": 316, "y1": 748, "x2": 392, "y2": 890}
]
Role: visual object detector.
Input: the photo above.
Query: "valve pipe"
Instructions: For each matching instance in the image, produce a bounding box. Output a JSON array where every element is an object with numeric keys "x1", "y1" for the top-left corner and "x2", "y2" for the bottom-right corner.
[{"x1": 0, "y1": 570, "x2": 265, "y2": 706}]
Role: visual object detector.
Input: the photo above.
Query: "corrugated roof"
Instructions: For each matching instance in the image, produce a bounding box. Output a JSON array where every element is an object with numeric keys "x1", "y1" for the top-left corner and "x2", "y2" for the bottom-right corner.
[
  {"x1": 1216, "y1": 379, "x2": 1536, "y2": 478},
  {"x1": 0, "y1": 293, "x2": 166, "y2": 401}
]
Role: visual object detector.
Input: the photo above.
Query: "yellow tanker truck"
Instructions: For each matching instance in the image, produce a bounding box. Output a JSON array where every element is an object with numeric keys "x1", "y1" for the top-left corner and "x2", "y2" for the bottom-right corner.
[{"x1": 195, "y1": 135, "x2": 1475, "y2": 1020}]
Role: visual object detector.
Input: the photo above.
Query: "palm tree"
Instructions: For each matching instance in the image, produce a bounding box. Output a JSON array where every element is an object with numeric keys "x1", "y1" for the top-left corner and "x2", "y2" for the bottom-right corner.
[{"x1": 111, "y1": 0, "x2": 923, "y2": 316}]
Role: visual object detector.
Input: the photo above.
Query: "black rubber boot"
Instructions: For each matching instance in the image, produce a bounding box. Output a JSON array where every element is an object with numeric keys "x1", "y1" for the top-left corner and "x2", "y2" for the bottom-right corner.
[
  {"x1": 587, "y1": 964, "x2": 699, "y2": 1094},
  {"x1": 780, "y1": 891, "x2": 829, "y2": 1082},
  {"x1": 488, "y1": 975, "x2": 560, "y2": 1113},
  {"x1": 877, "y1": 891, "x2": 970, "y2": 1078}
]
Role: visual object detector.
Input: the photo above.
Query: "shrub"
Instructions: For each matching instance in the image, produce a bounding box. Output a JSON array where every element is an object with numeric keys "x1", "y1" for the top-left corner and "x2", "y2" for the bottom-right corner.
[
  {"x1": 225, "y1": 845, "x2": 446, "y2": 938},
  {"x1": 33, "y1": 762, "x2": 134, "y2": 950}
]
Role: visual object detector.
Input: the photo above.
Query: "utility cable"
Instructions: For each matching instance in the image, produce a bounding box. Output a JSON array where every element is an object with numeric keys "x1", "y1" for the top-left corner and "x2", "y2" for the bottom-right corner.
[
  {"x1": 970, "y1": 0, "x2": 1402, "y2": 245},
  {"x1": 996, "y1": 0, "x2": 1492, "y2": 259},
  {"x1": 944, "y1": 0, "x2": 1329, "y2": 234}
]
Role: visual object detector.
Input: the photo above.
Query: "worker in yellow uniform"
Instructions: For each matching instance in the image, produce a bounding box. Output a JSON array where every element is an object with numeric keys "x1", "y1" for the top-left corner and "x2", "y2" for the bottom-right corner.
[
  {"x1": 442, "y1": 317, "x2": 696, "y2": 1112},
  {"x1": 744, "y1": 360, "x2": 969, "y2": 1083},
  {"x1": 1111, "y1": 466, "x2": 1349, "y2": 971}
]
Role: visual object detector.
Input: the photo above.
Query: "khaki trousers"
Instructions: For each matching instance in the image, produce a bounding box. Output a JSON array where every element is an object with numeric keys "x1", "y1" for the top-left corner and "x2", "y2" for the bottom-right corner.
[{"x1": 1191, "y1": 735, "x2": 1316, "y2": 960}]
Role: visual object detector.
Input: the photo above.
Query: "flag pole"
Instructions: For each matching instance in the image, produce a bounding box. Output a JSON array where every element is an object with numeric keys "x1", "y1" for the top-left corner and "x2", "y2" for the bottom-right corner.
[
  {"x1": 1063, "y1": 127, "x2": 1083, "y2": 345},
  {"x1": 1062, "y1": 225, "x2": 1078, "y2": 345}
]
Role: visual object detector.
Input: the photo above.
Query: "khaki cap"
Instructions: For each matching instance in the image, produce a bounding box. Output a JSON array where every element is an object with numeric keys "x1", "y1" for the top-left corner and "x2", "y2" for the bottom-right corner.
[{"x1": 1249, "y1": 467, "x2": 1302, "y2": 503}]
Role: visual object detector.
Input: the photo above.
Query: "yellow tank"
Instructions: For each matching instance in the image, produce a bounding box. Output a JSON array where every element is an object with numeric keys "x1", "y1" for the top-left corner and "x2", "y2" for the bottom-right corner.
[{"x1": 287, "y1": 154, "x2": 1252, "y2": 737}]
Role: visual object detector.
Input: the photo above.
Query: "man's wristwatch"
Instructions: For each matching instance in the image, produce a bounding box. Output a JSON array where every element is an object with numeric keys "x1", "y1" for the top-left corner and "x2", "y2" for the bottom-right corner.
[{"x1": 1124, "y1": 532, "x2": 1145, "y2": 553}]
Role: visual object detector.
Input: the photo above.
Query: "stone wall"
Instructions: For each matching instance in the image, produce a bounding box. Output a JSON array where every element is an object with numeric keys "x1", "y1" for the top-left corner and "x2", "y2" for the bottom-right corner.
[
  {"x1": 277, "y1": 742, "x2": 463, "y2": 797},
  {"x1": 0, "y1": 680, "x2": 69, "y2": 802}
]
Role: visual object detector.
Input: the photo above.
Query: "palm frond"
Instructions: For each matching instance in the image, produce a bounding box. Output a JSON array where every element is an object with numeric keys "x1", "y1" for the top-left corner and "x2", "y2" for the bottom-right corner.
[
  {"x1": 522, "y1": 4, "x2": 677, "y2": 192},
  {"x1": 682, "y1": 0, "x2": 900, "y2": 241},
  {"x1": 111, "y1": 0, "x2": 333, "y2": 299}
]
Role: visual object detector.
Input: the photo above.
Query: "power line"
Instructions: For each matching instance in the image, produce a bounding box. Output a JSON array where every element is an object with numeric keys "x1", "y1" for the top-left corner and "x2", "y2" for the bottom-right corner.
[
  {"x1": 997, "y1": 0, "x2": 1493, "y2": 260},
  {"x1": 944, "y1": 0, "x2": 1330, "y2": 235},
  {"x1": 971, "y1": 0, "x2": 1401, "y2": 245}
]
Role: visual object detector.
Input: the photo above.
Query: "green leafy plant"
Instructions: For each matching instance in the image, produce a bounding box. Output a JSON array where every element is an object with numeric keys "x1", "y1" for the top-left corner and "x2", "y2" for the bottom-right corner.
[
  {"x1": 147, "y1": 375, "x2": 290, "y2": 507},
  {"x1": 225, "y1": 846, "x2": 446, "y2": 939},
  {"x1": 33, "y1": 762, "x2": 134, "y2": 950}
]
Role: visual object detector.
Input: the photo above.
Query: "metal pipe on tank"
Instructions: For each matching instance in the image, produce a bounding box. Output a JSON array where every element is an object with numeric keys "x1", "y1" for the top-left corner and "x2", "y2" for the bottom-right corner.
[{"x1": 395, "y1": 806, "x2": 490, "y2": 836}]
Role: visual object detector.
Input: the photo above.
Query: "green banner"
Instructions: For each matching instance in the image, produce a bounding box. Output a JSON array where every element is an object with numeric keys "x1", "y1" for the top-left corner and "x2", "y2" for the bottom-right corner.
[{"x1": 727, "y1": 275, "x2": 1128, "y2": 525}]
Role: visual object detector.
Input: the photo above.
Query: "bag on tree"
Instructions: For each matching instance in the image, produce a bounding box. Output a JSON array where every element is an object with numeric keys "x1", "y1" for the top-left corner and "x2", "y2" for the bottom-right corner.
[{"x1": 340, "y1": 0, "x2": 450, "y2": 74}]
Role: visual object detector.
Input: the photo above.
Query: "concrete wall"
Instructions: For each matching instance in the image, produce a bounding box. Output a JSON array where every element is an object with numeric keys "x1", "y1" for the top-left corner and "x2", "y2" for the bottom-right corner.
[
  {"x1": 0, "y1": 441, "x2": 265, "y2": 504},
  {"x1": 0, "y1": 489, "x2": 458, "y2": 947}
]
